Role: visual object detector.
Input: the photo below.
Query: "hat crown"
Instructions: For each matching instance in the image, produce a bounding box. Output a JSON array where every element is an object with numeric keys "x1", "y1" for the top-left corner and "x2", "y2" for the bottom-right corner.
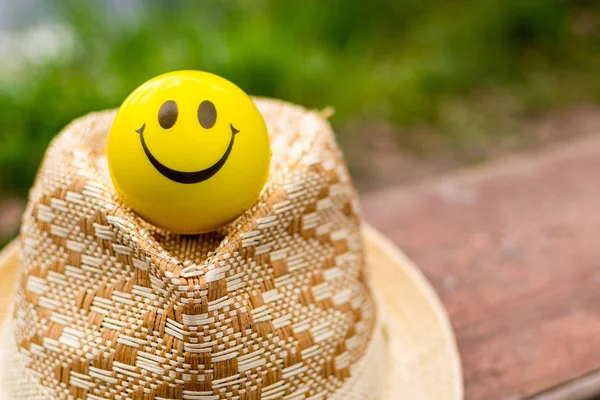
[{"x1": 7, "y1": 99, "x2": 381, "y2": 399}]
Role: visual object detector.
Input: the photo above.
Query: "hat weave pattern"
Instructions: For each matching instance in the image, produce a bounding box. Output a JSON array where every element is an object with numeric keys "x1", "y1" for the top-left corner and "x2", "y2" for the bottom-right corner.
[{"x1": 4, "y1": 99, "x2": 384, "y2": 399}]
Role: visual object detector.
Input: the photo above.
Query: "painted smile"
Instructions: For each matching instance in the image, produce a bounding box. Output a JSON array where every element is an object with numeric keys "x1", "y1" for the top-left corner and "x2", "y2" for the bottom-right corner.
[{"x1": 136, "y1": 124, "x2": 240, "y2": 184}]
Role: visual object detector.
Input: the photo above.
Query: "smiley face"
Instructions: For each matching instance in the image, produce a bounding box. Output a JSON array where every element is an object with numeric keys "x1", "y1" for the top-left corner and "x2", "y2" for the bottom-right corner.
[
  {"x1": 136, "y1": 99, "x2": 239, "y2": 184},
  {"x1": 107, "y1": 70, "x2": 271, "y2": 234}
]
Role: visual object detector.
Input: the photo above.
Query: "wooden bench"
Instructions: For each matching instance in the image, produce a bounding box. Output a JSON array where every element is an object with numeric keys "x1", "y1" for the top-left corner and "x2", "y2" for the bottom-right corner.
[{"x1": 361, "y1": 135, "x2": 600, "y2": 399}]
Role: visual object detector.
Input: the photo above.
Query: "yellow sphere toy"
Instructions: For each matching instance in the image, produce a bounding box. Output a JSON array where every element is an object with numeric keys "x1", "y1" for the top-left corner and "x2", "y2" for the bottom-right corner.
[{"x1": 107, "y1": 70, "x2": 271, "y2": 233}]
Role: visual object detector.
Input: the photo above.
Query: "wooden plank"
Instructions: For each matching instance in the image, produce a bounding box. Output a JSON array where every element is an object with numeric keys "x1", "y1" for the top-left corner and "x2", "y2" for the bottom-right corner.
[
  {"x1": 529, "y1": 369, "x2": 600, "y2": 400},
  {"x1": 361, "y1": 135, "x2": 600, "y2": 399}
]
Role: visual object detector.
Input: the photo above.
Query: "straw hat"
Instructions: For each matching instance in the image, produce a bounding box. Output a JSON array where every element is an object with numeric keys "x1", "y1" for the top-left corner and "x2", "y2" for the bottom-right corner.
[{"x1": 0, "y1": 99, "x2": 462, "y2": 399}]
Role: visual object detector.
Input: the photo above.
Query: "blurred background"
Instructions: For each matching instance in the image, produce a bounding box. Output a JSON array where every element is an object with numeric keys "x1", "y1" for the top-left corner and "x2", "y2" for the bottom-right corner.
[{"x1": 1, "y1": 0, "x2": 600, "y2": 246}]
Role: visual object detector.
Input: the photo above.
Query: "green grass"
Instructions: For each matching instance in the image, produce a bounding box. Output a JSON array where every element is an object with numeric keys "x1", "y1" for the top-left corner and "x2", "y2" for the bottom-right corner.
[{"x1": 1, "y1": 0, "x2": 600, "y2": 195}]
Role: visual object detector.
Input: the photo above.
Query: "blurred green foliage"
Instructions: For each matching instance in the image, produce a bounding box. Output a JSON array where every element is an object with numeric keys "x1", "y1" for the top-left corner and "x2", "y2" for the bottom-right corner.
[{"x1": 1, "y1": 0, "x2": 600, "y2": 195}]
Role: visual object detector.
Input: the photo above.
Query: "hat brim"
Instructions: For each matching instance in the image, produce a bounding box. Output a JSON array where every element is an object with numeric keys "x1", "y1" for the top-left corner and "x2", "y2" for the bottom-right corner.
[
  {"x1": 0, "y1": 225, "x2": 463, "y2": 399},
  {"x1": 363, "y1": 224, "x2": 463, "y2": 399}
]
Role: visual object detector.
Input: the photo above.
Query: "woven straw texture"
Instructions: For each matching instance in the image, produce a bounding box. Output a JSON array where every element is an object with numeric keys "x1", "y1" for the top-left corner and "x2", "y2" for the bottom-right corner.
[{"x1": 4, "y1": 99, "x2": 384, "y2": 399}]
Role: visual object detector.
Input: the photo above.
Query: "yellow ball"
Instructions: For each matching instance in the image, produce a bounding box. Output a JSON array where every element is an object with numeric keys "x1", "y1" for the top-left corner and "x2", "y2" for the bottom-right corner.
[{"x1": 107, "y1": 70, "x2": 271, "y2": 233}]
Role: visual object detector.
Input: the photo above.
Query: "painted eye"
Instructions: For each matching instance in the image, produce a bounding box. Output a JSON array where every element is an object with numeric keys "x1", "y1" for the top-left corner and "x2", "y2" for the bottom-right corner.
[
  {"x1": 198, "y1": 100, "x2": 217, "y2": 129},
  {"x1": 158, "y1": 100, "x2": 178, "y2": 129}
]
